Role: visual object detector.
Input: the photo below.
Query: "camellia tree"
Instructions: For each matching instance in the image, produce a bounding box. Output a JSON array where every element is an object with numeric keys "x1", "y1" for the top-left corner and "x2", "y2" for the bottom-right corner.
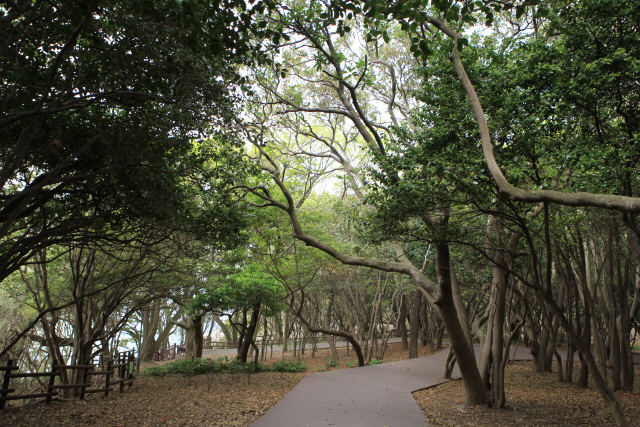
[
  {"x1": 0, "y1": 0, "x2": 261, "y2": 360},
  {"x1": 0, "y1": 0, "x2": 265, "y2": 284},
  {"x1": 239, "y1": 1, "x2": 637, "y2": 425},
  {"x1": 191, "y1": 262, "x2": 285, "y2": 364}
]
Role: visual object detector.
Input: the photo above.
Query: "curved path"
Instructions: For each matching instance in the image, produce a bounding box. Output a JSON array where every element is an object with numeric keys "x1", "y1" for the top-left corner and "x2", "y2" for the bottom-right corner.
[
  {"x1": 250, "y1": 344, "x2": 640, "y2": 426},
  {"x1": 250, "y1": 346, "x2": 535, "y2": 427}
]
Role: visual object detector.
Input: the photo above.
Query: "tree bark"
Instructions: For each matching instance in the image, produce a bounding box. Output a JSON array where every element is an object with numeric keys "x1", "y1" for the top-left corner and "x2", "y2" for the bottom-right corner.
[
  {"x1": 212, "y1": 314, "x2": 232, "y2": 341},
  {"x1": 238, "y1": 303, "x2": 261, "y2": 363},
  {"x1": 194, "y1": 315, "x2": 203, "y2": 359},
  {"x1": 398, "y1": 294, "x2": 409, "y2": 350},
  {"x1": 295, "y1": 300, "x2": 365, "y2": 367},
  {"x1": 432, "y1": 240, "x2": 487, "y2": 406},
  {"x1": 326, "y1": 293, "x2": 340, "y2": 363},
  {"x1": 409, "y1": 289, "x2": 421, "y2": 359}
]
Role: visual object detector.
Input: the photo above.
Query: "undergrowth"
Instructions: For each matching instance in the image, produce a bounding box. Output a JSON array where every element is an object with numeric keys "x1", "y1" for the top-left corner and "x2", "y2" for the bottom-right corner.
[{"x1": 143, "y1": 356, "x2": 307, "y2": 377}]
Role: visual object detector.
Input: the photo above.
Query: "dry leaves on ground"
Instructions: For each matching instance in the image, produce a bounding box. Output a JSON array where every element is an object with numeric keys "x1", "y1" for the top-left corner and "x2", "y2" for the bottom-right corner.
[
  {"x1": 414, "y1": 361, "x2": 640, "y2": 427},
  {"x1": 0, "y1": 342, "x2": 435, "y2": 427}
]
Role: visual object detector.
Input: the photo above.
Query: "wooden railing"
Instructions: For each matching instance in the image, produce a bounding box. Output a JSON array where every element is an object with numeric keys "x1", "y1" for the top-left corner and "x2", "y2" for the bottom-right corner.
[
  {"x1": 0, "y1": 352, "x2": 136, "y2": 409},
  {"x1": 201, "y1": 330, "x2": 409, "y2": 350},
  {"x1": 152, "y1": 344, "x2": 186, "y2": 361}
]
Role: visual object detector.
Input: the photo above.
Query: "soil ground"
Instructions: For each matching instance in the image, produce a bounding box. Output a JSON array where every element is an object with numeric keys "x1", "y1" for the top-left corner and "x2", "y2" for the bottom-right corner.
[
  {"x1": 415, "y1": 360, "x2": 640, "y2": 427},
  {"x1": 1, "y1": 344, "x2": 639, "y2": 426}
]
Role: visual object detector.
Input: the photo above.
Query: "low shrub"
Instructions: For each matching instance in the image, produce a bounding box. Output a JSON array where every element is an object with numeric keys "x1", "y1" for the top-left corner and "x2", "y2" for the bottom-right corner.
[
  {"x1": 143, "y1": 356, "x2": 307, "y2": 377},
  {"x1": 270, "y1": 359, "x2": 308, "y2": 373},
  {"x1": 144, "y1": 358, "x2": 214, "y2": 377},
  {"x1": 324, "y1": 357, "x2": 337, "y2": 368}
]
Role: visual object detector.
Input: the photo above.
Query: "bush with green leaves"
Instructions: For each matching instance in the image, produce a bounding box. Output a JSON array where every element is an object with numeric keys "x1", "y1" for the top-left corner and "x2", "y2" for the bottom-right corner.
[
  {"x1": 324, "y1": 357, "x2": 337, "y2": 368},
  {"x1": 143, "y1": 357, "x2": 307, "y2": 377},
  {"x1": 270, "y1": 359, "x2": 308, "y2": 373}
]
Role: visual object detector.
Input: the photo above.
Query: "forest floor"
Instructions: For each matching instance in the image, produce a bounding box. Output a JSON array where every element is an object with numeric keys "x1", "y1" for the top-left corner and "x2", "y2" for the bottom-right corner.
[
  {"x1": 415, "y1": 360, "x2": 640, "y2": 427},
  {"x1": 1, "y1": 344, "x2": 639, "y2": 426},
  {"x1": 0, "y1": 342, "x2": 435, "y2": 427}
]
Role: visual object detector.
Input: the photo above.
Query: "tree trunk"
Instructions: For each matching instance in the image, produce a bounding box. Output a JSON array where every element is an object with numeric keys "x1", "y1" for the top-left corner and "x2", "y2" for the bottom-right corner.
[
  {"x1": 184, "y1": 317, "x2": 196, "y2": 360},
  {"x1": 194, "y1": 315, "x2": 203, "y2": 359},
  {"x1": 451, "y1": 265, "x2": 474, "y2": 354},
  {"x1": 490, "y1": 259, "x2": 508, "y2": 405},
  {"x1": 607, "y1": 224, "x2": 623, "y2": 390},
  {"x1": 398, "y1": 294, "x2": 408, "y2": 350},
  {"x1": 479, "y1": 288, "x2": 495, "y2": 390},
  {"x1": 326, "y1": 293, "x2": 340, "y2": 363},
  {"x1": 420, "y1": 294, "x2": 429, "y2": 347},
  {"x1": 212, "y1": 314, "x2": 232, "y2": 341},
  {"x1": 248, "y1": 305, "x2": 262, "y2": 361},
  {"x1": 409, "y1": 288, "x2": 421, "y2": 359},
  {"x1": 238, "y1": 303, "x2": 261, "y2": 363},
  {"x1": 283, "y1": 310, "x2": 290, "y2": 352},
  {"x1": 140, "y1": 303, "x2": 184, "y2": 362},
  {"x1": 432, "y1": 240, "x2": 486, "y2": 406}
]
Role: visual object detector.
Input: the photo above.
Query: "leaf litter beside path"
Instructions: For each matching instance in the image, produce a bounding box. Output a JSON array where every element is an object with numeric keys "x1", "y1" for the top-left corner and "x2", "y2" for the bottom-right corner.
[
  {"x1": 414, "y1": 361, "x2": 640, "y2": 427},
  {"x1": 6, "y1": 343, "x2": 636, "y2": 427}
]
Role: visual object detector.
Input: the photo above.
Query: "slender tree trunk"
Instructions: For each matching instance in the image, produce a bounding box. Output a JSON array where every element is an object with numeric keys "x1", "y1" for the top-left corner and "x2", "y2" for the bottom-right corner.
[
  {"x1": 479, "y1": 289, "x2": 495, "y2": 389},
  {"x1": 409, "y1": 289, "x2": 421, "y2": 359},
  {"x1": 398, "y1": 294, "x2": 408, "y2": 350},
  {"x1": 326, "y1": 293, "x2": 340, "y2": 363},
  {"x1": 432, "y1": 240, "x2": 486, "y2": 407},
  {"x1": 248, "y1": 305, "x2": 262, "y2": 361},
  {"x1": 212, "y1": 314, "x2": 232, "y2": 341},
  {"x1": 140, "y1": 304, "x2": 184, "y2": 362},
  {"x1": 282, "y1": 311, "x2": 290, "y2": 352},
  {"x1": 294, "y1": 300, "x2": 365, "y2": 366},
  {"x1": 231, "y1": 312, "x2": 239, "y2": 342},
  {"x1": 420, "y1": 294, "x2": 428, "y2": 347},
  {"x1": 577, "y1": 313, "x2": 591, "y2": 388},
  {"x1": 490, "y1": 260, "x2": 508, "y2": 405},
  {"x1": 608, "y1": 223, "x2": 623, "y2": 390},
  {"x1": 238, "y1": 303, "x2": 261, "y2": 363},
  {"x1": 451, "y1": 265, "x2": 474, "y2": 354},
  {"x1": 194, "y1": 315, "x2": 203, "y2": 359}
]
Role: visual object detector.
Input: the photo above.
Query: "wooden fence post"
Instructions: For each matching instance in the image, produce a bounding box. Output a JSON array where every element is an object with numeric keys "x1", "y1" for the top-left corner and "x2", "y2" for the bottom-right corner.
[
  {"x1": 80, "y1": 364, "x2": 92, "y2": 400},
  {"x1": 128, "y1": 353, "x2": 134, "y2": 389},
  {"x1": 104, "y1": 360, "x2": 112, "y2": 398},
  {"x1": 119, "y1": 353, "x2": 126, "y2": 394},
  {"x1": 0, "y1": 359, "x2": 13, "y2": 410},
  {"x1": 46, "y1": 361, "x2": 57, "y2": 404}
]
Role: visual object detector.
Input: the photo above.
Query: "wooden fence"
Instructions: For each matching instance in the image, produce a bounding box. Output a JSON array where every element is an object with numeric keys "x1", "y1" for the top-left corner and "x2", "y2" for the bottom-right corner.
[
  {"x1": 202, "y1": 336, "x2": 331, "y2": 350},
  {"x1": 0, "y1": 351, "x2": 136, "y2": 409},
  {"x1": 152, "y1": 344, "x2": 186, "y2": 361},
  {"x1": 151, "y1": 330, "x2": 410, "y2": 361},
  {"x1": 202, "y1": 329, "x2": 408, "y2": 350}
]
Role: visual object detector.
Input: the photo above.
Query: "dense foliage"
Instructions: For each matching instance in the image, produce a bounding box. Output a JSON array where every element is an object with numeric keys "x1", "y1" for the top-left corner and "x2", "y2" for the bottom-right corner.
[{"x1": 1, "y1": 1, "x2": 639, "y2": 425}]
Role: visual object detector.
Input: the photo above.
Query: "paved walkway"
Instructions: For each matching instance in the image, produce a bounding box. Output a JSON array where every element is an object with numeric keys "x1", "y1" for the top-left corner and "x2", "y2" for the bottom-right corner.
[
  {"x1": 250, "y1": 346, "x2": 536, "y2": 427},
  {"x1": 250, "y1": 346, "x2": 640, "y2": 427}
]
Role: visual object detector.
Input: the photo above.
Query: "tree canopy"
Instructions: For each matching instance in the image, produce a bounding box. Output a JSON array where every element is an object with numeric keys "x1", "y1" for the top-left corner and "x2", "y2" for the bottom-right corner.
[{"x1": 1, "y1": 1, "x2": 640, "y2": 426}]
